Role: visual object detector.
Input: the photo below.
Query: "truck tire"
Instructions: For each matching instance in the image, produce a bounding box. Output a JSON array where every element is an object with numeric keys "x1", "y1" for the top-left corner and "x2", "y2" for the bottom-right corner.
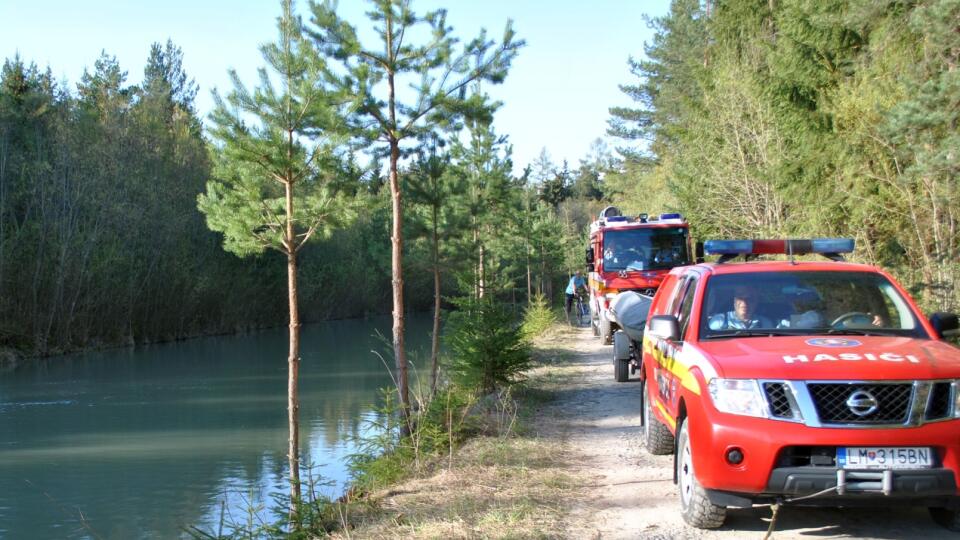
[
  {"x1": 677, "y1": 420, "x2": 727, "y2": 529},
  {"x1": 600, "y1": 314, "x2": 612, "y2": 345},
  {"x1": 642, "y1": 380, "x2": 675, "y2": 455},
  {"x1": 930, "y1": 507, "x2": 960, "y2": 531},
  {"x1": 590, "y1": 302, "x2": 600, "y2": 336}
]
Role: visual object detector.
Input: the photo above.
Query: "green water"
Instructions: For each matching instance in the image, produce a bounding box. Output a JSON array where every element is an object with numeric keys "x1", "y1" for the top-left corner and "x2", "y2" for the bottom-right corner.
[{"x1": 0, "y1": 315, "x2": 433, "y2": 539}]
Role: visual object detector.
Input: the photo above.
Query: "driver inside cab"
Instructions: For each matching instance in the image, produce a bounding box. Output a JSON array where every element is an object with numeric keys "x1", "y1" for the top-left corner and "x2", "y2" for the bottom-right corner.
[
  {"x1": 708, "y1": 286, "x2": 772, "y2": 330},
  {"x1": 604, "y1": 237, "x2": 644, "y2": 268}
]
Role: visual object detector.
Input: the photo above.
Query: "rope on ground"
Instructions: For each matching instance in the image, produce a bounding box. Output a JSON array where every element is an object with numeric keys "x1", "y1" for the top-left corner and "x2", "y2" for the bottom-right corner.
[
  {"x1": 763, "y1": 504, "x2": 779, "y2": 540},
  {"x1": 761, "y1": 486, "x2": 839, "y2": 540}
]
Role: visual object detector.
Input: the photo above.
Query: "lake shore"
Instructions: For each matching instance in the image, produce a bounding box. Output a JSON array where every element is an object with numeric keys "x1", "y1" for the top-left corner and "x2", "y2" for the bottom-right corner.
[{"x1": 331, "y1": 323, "x2": 599, "y2": 538}]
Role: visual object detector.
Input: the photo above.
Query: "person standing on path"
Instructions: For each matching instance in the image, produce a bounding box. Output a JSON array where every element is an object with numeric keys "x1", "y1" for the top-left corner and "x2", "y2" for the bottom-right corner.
[{"x1": 565, "y1": 270, "x2": 587, "y2": 317}]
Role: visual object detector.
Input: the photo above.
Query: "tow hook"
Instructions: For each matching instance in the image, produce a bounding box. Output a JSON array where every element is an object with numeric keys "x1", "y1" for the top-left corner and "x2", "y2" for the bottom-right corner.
[{"x1": 836, "y1": 469, "x2": 894, "y2": 496}]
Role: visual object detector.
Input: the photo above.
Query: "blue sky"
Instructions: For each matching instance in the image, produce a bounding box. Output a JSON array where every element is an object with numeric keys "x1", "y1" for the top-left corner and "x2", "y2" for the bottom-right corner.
[{"x1": 2, "y1": 0, "x2": 670, "y2": 173}]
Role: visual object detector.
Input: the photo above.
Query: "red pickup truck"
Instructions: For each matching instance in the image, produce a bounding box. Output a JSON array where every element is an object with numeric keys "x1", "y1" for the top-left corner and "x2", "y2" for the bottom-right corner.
[{"x1": 638, "y1": 239, "x2": 960, "y2": 530}]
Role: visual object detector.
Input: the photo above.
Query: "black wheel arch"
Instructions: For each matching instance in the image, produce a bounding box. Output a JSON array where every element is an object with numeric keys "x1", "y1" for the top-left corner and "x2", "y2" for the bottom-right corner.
[{"x1": 672, "y1": 398, "x2": 689, "y2": 485}]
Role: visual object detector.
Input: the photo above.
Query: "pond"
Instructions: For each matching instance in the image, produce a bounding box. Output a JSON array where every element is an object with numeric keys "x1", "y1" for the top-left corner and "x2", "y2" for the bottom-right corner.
[{"x1": 0, "y1": 314, "x2": 434, "y2": 539}]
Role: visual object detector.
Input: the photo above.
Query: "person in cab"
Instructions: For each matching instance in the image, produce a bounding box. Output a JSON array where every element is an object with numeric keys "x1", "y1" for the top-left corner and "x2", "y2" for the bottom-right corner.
[
  {"x1": 776, "y1": 289, "x2": 825, "y2": 329},
  {"x1": 708, "y1": 286, "x2": 772, "y2": 330}
]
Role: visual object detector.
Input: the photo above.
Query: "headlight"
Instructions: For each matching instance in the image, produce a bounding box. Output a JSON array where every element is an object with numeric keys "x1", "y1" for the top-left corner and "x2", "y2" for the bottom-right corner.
[
  {"x1": 708, "y1": 379, "x2": 768, "y2": 418},
  {"x1": 953, "y1": 381, "x2": 960, "y2": 418}
]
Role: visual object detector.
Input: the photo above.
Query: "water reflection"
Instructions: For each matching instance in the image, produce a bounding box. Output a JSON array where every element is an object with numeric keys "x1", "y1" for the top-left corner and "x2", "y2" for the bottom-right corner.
[{"x1": 0, "y1": 315, "x2": 432, "y2": 539}]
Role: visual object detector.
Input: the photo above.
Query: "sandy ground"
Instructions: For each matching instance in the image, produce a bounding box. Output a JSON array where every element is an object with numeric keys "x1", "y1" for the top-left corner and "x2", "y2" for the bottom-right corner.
[{"x1": 539, "y1": 325, "x2": 957, "y2": 540}]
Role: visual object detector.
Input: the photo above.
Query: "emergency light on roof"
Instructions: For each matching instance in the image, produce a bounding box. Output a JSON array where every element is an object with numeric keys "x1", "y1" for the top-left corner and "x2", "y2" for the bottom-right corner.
[
  {"x1": 704, "y1": 238, "x2": 855, "y2": 263},
  {"x1": 660, "y1": 213, "x2": 682, "y2": 220}
]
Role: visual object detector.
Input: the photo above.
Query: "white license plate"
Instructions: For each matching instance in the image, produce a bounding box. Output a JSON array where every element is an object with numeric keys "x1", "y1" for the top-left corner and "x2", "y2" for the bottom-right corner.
[{"x1": 837, "y1": 447, "x2": 933, "y2": 470}]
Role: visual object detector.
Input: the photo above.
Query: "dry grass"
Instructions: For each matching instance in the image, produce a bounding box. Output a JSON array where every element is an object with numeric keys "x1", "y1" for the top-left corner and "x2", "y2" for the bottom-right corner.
[
  {"x1": 333, "y1": 323, "x2": 586, "y2": 539},
  {"x1": 333, "y1": 436, "x2": 583, "y2": 539}
]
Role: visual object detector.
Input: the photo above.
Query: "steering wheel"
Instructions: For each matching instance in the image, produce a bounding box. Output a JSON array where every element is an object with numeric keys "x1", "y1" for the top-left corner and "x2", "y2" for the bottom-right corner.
[{"x1": 830, "y1": 311, "x2": 873, "y2": 328}]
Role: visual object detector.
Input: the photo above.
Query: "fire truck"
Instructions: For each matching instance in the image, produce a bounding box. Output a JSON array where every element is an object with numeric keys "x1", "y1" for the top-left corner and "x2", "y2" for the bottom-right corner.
[{"x1": 586, "y1": 206, "x2": 693, "y2": 346}]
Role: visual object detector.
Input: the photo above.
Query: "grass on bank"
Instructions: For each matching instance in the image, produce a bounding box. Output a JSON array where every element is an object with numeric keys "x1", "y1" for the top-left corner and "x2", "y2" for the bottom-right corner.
[{"x1": 333, "y1": 302, "x2": 584, "y2": 539}]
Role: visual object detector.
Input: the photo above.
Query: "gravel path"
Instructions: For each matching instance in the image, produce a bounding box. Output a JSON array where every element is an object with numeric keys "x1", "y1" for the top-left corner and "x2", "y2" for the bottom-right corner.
[{"x1": 540, "y1": 326, "x2": 956, "y2": 539}]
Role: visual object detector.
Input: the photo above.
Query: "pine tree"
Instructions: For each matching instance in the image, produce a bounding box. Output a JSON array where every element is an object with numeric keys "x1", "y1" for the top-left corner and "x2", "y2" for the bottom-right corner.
[
  {"x1": 406, "y1": 141, "x2": 464, "y2": 395},
  {"x1": 607, "y1": 0, "x2": 709, "y2": 160},
  {"x1": 306, "y1": 0, "x2": 521, "y2": 430},
  {"x1": 196, "y1": 0, "x2": 350, "y2": 525},
  {"x1": 447, "y1": 95, "x2": 516, "y2": 300}
]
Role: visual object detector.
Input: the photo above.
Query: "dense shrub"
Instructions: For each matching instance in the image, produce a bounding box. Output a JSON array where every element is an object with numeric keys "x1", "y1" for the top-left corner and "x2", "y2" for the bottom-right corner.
[
  {"x1": 444, "y1": 297, "x2": 532, "y2": 395},
  {"x1": 520, "y1": 293, "x2": 557, "y2": 341}
]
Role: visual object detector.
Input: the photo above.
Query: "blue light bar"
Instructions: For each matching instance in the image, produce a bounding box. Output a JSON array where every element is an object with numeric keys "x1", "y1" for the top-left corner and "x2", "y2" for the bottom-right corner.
[
  {"x1": 660, "y1": 213, "x2": 682, "y2": 220},
  {"x1": 810, "y1": 238, "x2": 854, "y2": 254},
  {"x1": 606, "y1": 216, "x2": 629, "y2": 223},
  {"x1": 703, "y1": 238, "x2": 855, "y2": 262},
  {"x1": 703, "y1": 240, "x2": 754, "y2": 255}
]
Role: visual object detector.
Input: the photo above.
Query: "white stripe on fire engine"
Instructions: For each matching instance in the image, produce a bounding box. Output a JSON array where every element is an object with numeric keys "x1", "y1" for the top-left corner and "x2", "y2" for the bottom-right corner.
[{"x1": 782, "y1": 352, "x2": 921, "y2": 364}]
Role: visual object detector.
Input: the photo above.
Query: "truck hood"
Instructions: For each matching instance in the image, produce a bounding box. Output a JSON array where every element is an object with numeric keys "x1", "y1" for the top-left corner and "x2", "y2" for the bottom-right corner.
[{"x1": 695, "y1": 335, "x2": 960, "y2": 380}]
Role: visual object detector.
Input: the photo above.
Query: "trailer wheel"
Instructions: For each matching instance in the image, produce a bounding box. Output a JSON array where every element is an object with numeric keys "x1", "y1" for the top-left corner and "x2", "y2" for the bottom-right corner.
[
  {"x1": 615, "y1": 359, "x2": 629, "y2": 382},
  {"x1": 613, "y1": 331, "x2": 630, "y2": 382},
  {"x1": 613, "y1": 331, "x2": 630, "y2": 360}
]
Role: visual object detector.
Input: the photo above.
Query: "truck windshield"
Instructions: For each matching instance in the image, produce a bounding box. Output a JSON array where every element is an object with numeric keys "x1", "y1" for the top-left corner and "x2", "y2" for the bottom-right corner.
[
  {"x1": 602, "y1": 227, "x2": 689, "y2": 271},
  {"x1": 699, "y1": 271, "x2": 927, "y2": 339}
]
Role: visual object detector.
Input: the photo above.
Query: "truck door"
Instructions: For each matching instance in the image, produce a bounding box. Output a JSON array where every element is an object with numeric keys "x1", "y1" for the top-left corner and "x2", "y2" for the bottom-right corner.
[{"x1": 653, "y1": 273, "x2": 699, "y2": 416}]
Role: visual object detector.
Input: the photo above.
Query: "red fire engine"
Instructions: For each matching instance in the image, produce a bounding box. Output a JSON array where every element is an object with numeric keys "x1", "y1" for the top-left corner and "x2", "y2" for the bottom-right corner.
[{"x1": 586, "y1": 206, "x2": 693, "y2": 346}]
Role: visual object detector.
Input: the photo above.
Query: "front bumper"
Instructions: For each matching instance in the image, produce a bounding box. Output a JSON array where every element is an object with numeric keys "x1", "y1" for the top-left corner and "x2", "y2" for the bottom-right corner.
[
  {"x1": 687, "y1": 407, "x2": 960, "y2": 499},
  {"x1": 769, "y1": 466, "x2": 956, "y2": 497},
  {"x1": 705, "y1": 465, "x2": 958, "y2": 509}
]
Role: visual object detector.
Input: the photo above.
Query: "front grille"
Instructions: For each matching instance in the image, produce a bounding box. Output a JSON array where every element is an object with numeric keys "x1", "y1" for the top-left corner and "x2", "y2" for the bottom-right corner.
[
  {"x1": 808, "y1": 383, "x2": 913, "y2": 424},
  {"x1": 926, "y1": 382, "x2": 953, "y2": 420},
  {"x1": 763, "y1": 382, "x2": 794, "y2": 418}
]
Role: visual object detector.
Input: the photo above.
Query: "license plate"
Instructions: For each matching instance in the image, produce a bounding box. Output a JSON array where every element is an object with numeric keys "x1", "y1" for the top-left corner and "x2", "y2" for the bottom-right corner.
[{"x1": 837, "y1": 447, "x2": 933, "y2": 470}]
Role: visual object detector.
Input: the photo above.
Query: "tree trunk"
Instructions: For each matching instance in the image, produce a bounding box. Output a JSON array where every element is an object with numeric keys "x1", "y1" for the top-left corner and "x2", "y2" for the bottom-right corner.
[
  {"x1": 285, "y1": 181, "x2": 302, "y2": 522},
  {"x1": 478, "y1": 242, "x2": 486, "y2": 299},
  {"x1": 389, "y1": 143, "x2": 409, "y2": 433},
  {"x1": 430, "y1": 207, "x2": 441, "y2": 396},
  {"x1": 526, "y1": 256, "x2": 531, "y2": 303}
]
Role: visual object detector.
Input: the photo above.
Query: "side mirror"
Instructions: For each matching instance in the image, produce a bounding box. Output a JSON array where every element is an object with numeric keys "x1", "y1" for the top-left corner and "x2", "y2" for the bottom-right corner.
[
  {"x1": 585, "y1": 246, "x2": 594, "y2": 268},
  {"x1": 930, "y1": 312, "x2": 960, "y2": 338},
  {"x1": 648, "y1": 315, "x2": 680, "y2": 341},
  {"x1": 695, "y1": 241, "x2": 705, "y2": 264}
]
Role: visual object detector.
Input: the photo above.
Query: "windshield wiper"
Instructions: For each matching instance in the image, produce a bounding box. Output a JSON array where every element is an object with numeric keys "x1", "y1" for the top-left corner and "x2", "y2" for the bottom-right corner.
[
  {"x1": 705, "y1": 330, "x2": 795, "y2": 339},
  {"x1": 825, "y1": 328, "x2": 900, "y2": 337}
]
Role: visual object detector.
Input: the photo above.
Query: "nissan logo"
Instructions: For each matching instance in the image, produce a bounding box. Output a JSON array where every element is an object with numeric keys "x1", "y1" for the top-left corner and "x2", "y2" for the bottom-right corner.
[{"x1": 846, "y1": 390, "x2": 879, "y2": 417}]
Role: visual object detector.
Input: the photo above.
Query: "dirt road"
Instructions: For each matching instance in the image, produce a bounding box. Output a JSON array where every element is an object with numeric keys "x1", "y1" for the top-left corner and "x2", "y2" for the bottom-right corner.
[{"x1": 541, "y1": 326, "x2": 955, "y2": 540}]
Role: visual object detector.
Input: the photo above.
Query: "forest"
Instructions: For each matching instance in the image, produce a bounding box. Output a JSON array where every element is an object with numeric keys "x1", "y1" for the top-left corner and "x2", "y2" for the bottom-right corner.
[
  {"x1": 0, "y1": 41, "x2": 603, "y2": 358},
  {"x1": 1, "y1": 0, "x2": 958, "y2": 358},
  {"x1": 610, "y1": 0, "x2": 959, "y2": 314}
]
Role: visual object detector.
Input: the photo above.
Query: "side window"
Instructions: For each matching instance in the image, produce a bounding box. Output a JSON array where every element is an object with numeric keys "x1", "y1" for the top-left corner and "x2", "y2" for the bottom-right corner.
[
  {"x1": 676, "y1": 277, "x2": 699, "y2": 340},
  {"x1": 668, "y1": 275, "x2": 691, "y2": 315},
  {"x1": 649, "y1": 274, "x2": 679, "y2": 316}
]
